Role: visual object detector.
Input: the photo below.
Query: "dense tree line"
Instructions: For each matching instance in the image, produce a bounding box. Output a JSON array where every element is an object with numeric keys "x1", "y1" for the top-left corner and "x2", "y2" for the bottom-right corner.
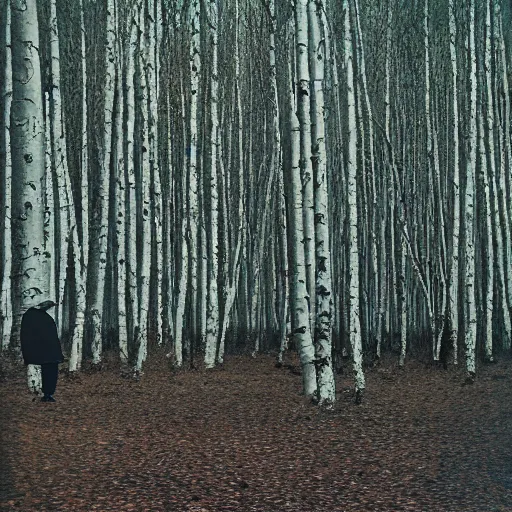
[{"x1": 1, "y1": 0, "x2": 511, "y2": 405}]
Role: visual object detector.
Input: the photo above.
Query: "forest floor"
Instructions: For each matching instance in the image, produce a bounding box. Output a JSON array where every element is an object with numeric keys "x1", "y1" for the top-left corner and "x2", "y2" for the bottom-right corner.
[{"x1": 0, "y1": 346, "x2": 511, "y2": 512}]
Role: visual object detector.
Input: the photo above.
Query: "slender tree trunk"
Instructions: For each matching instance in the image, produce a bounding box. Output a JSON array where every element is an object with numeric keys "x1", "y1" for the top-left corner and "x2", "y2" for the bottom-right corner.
[
  {"x1": 68, "y1": 0, "x2": 89, "y2": 373},
  {"x1": 478, "y1": 99, "x2": 494, "y2": 363},
  {"x1": 147, "y1": 0, "x2": 163, "y2": 347},
  {"x1": 353, "y1": 0, "x2": 378, "y2": 356},
  {"x1": 288, "y1": 15, "x2": 317, "y2": 397},
  {"x1": 125, "y1": 2, "x2": 139, "y2": 363},
  {"x1": 1, "y1": 0, "x2": 13, "y2": 352},
  {"x1": 205, "y1": 0, "x2": 220, "y2": 369},
  {"x1": 495, "y1": 0, "x2": 512, "y2": 351},
  {"x1": 172, "y1": 76, "x2": 189, "y2": 368},
  {"x1": 135, "y1": 0, "x2": 152, "y2": 375},
  {"x1": 309, "y1": 0, "x2": 335, "y2": 405},
  {"x1": 115, "y1": 6, "x2": 128, "y2": 363},
  {"x1": 295, "y1": 0, "x2": 316, "y2": 337},
  {"x1": 465, "y1": 0, "x2": 477, "y2": 379},
  {"x1": 447, "y1": 0, "x2": 460, "y2": 366},
  {"x1": 188, "y1": 0, "x2": 201, "y2": 347},
  {"x1": 89, "y1": 0, "x2": 115, "y2": 366},
  {"x1": 344, "y1": 0, "x2": 365, "y2": 402},
  {"x1": 49, "y1": 0, "x2": 71, "y2": 339}
]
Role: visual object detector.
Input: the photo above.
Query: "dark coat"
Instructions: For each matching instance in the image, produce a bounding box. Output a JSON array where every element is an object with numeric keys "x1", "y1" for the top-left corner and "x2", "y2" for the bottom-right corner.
[{"x1": 20, "y1": 308, "x2": 64, "y2": 366}]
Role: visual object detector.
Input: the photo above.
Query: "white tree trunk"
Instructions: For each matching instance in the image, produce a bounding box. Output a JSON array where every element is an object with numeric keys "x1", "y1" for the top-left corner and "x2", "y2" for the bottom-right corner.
[
  {"x1": 272, "y1": 0, "x2": 289, "y2": 366},
  {"x1": 344, "y1": 0, "x2": 365, "y2": 401},
  {"x1": 447, "y1": 0, "x2": 460, "y2": 365},
  {"x1": 290, "y1": 11, "x2": 317, "y2": 398},
  {"x1": 126, "y1": 2, "x2": 139, "y2": 359},
  {"x1": 464, "y1": 0, "x2": 477, "y2": 379},
  {"x1": 68, "y1": 0, "x2": 88, "y2": 374},
  {"x1": 136, "y1": 1, "x2": 152, "y2": 375},
  {"x1": 309, "y1": 0, "x2": 335, "y2": 406},
  {"x1": 1, "y1": 0, "x2": 13, "y2": 352},
  {"x1": 147, "y1": 0, "x2": 163, "y2": 347},
  {"x1": 478, "y1": 100, "x2": 494, "y2": 363},
  {"x1": 482, "y1": 0, "x2": 500, "y2": 362},
  {"x1": 188, "y1": 0, "x2": 201, "y2": 346},
  {"x1": 354, "y1": 0, "x2": 378, "y2": 356},
  {"x1": 204, "y1": 0, "x2": 220, "y2": 369},
  {"x1": 115, "y1": 8, "x2": 128, "y2": 363},
  {"x1": 495, "y1": 0, "x2": 512, "y2": 351},
  {"x1": 295, "y1": 0, "x2": 316, "y2": 337},
  {"x1": 11, "y1": 0, "x2": 50, "y2": 393},
  {"x1": 49, "y1": 0, "x2": 70, "y2": 340},
  {"x1": 44, "y1": 92, "x2": 56, "y2": 331},
  {"x1": 79, "y1": 0, "x2": 88, "y2": 281},
  {"x1": 172, "y1": 78, "x2": 189, "y2": 368},
  {"x1": 89, "y1": 0, "x2": 115, "y2": 365}
]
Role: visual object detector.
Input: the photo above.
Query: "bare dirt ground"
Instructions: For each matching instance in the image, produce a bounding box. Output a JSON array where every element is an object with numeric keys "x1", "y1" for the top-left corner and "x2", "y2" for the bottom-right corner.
[{"x1": 1, "y1": 347, "x2": 511, "y2": 512}]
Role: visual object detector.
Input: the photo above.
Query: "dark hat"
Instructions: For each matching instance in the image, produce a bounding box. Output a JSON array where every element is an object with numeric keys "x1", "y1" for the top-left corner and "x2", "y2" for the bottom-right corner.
[{"x1": 35, "y1": 300, "x2": 57, "y2": 311}]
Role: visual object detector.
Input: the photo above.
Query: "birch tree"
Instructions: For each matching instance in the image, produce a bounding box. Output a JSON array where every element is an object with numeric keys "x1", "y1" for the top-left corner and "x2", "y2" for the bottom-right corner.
[
  {"x1": 88, "y1": 0, "x2": 115, "y2": 365},
  {"x1": 204, "y1": 0, "x2": 220, "y2": 369},
  {"x1": 172, "y1": 76, "x2": 189, "y2": 368},
  {"x1": 135, "y1": 0, "x2": 152, "y2": 375},
  {"x1": 446, "y1": 0, "x2": 460, "y2": 366},
  {"x1": 464, "y1": 0, "x2": 477, "y2": 380},
  {"x1": 289, "y1": 10, "x2": 317, "y2": 397},
  {"x1": 344, "y1": 0, "x2": 365, "y2": 402},
  {"x1": 1, "y1": 0, "x2": 13, "y2": 352},
  {"x1": 49, "y1": 0, "x2": 71, "y2": 339},
  {"x1": 270, "y1": 0, "x2": 289, "y2": 366},
  {"x1": 309, "y1": 0, "x2": 335, "y2": 405},
  {"x1": 478, "y1": 99, "x2": 494, "y2": 363},
  {"x1": 188, "y1": 0, "x2": 201, "y2": 349},
  {"x1": 125, "y1": 1, "x2": 139, "y2": 365},
  {"x1": 48, "y1": 0, "x2": 84, "y2": 372},
  {"x1": 295, "y1": 0, "x2": 315, "y2": 337},
  {"x1": 11, "y1": 0, "x2": 50, "y2": 392},
  {"x1": 68, "y1": 0, "x2": 89, "y2": 374},
  {"x1": 115, "y1": 0, "x2": 128, "y2": 364}
]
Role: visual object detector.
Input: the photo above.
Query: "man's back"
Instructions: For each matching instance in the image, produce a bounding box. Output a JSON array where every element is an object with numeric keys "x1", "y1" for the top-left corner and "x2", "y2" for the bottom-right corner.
[{"x1": 20, "y1": 308, "x2": 64, "y2": 365}]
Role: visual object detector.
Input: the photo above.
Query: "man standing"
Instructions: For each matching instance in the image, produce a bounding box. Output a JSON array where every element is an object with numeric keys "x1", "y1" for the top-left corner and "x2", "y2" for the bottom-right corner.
[{"x1": 20, "y1": 300, "x2": 64, "y2": 402}]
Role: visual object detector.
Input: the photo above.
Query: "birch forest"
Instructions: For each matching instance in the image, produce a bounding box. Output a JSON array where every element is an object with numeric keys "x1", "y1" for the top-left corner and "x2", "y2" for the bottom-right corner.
[{"x1": 1, "y1": 0, "x2": 512, "y2": 406}]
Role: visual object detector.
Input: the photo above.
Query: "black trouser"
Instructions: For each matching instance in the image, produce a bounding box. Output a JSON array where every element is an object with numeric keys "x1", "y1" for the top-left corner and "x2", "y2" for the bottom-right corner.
[{"x1": 41, "y1": 363, "x2": 59, "y2": 396}]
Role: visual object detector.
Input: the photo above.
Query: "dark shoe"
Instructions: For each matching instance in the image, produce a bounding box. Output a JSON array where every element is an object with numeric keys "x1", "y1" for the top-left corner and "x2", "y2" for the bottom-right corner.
[{"x1": 41, "y1": 395, "x2": 56, "y2": 402}]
